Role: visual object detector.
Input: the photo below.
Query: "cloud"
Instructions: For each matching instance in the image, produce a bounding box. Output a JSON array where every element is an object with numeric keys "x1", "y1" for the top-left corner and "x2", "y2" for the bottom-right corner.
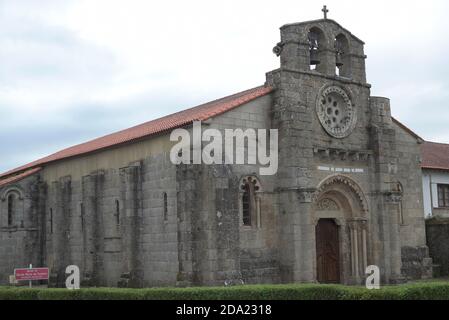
[{"x1": 0, "y1": 0, "x2": 449, "y2": 173}]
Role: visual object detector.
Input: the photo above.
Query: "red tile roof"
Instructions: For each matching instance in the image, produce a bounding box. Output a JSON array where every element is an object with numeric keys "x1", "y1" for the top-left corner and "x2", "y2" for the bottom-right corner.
[
  {"x1": 0, "y1": 85, "x2": 273, "y2": 181},
  {"x1": 0, "y1": 167, "x2": 42, "y2": 188},
  {"x1": 3, "y1": 83, "x2": 447, "y2": 185},
  {"x1": 421, "y1": 141, "x2": 449, "y2": 171}
]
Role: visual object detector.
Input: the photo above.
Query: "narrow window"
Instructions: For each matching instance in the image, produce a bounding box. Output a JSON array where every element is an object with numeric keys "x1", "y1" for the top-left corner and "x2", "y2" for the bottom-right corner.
[
  {"x1": 7, "y1": 194, "x2": 15, "y2": 226},
  {"x1": 49, "y1": 208, "x2": 54, "y2": 234},
  {"x1": 438, "y1": 184, "x2": 449, "y2": 207},
  {"x1": 308, "y1": 27, "x2": 325, "y2": 71},
  {"x1": 241, "y1": 177, "x2": 261, "y2": 227},
  {"x1": 163, "y1": 193, "x2": 168, "y2": 221},
  {"x1": 242, "y1": 183, "x2": 251, "y2": 226},
  {"x1": 115, "y1": 200, "x2": 120, "y2": 226}
]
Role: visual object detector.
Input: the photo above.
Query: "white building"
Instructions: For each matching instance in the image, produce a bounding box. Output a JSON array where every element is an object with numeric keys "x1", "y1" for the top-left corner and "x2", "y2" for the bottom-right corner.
[{"x1": 421, "y1": 141, "x2": 449, "y2": 218}]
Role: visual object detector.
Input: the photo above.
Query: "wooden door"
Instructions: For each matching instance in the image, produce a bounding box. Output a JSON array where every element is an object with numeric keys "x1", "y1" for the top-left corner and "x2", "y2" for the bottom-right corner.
[{"x1": 316, "y1": 219, "x2": 340, "y2": 283}]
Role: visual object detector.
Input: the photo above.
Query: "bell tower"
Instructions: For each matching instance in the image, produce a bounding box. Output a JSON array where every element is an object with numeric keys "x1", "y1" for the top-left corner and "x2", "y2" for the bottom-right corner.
[
  {"x1": 266, "y1": 9, "x2": 404, "y2": 284},
  {"x1": 271, "y1": 8, "x2": 367, "y2": 82}
]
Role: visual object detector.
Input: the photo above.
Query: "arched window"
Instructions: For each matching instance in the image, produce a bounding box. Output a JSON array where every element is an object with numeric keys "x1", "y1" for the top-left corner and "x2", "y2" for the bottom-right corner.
[
  {"x1": 242, "y1": 183, "x2": 252, "y2": 226},
  {"x1": 2, "y1": 188, "x2": 24, "y2": 228},
  {"x1": 308, "y1": 27, "x2": 326, "y2": 71},
  {"x1": 115, "y1": 200, "x2": 120, "y2": 226},
  {"x1": 240, "y1": 176, "x2": 262, "y2": 227},
  {"x1": 335, "y1": 34, "x2": 350, "y2": 77},
  {"x1": 163, "y1": 192, "x2": 168, "y2": 222},
  {"x1": 7, "y1": 193, "x2": 15, "y2": 226}
]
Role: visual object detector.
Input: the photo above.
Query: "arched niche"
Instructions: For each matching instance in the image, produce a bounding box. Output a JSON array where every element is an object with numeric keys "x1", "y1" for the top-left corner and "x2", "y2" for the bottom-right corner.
[
  {"x1": 1, "y1": 186, "x2": 25, "y2": 228},
  {"x1": 308, "y1": 27, "x2": 327, "y2": 72},
  {"x1": 335, "y1": 33, "x2": 351, "y2": 77},
  {"x1": 238, "y1": 175, "x2": 262, "y2": 228}
]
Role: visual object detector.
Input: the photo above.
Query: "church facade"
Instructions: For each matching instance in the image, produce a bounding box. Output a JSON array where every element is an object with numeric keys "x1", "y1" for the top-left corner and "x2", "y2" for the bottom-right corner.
[{"x1": 0, "y1": 16, "x2": 432, "y2": 287}]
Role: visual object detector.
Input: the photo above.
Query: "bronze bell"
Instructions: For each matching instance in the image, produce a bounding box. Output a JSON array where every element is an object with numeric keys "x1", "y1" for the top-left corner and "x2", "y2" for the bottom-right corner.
[
  {"x1": 310, "y1": 49, "x2": 320, "y2": 65},
  {"x1": 336, "y1": 52, "x2": 343, "y2": 67}
]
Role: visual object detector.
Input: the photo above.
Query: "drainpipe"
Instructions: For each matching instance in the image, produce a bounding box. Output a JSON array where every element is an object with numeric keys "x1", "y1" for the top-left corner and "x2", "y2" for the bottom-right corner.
[{"x1": 429, "y1": 173, "x2": 434, "y2": 217}]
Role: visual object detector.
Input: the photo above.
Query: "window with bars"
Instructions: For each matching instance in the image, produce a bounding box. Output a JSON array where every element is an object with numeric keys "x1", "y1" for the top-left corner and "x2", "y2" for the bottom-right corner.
[
  {"x1": 437, "y1": 184, "x2": 449, "y2": 208},
  {"x1": 7, "y1": 194, "x2": 15, "y2": 226},
  {"x1": 115, "y1": 200, "x2": 120, "y2": 226},
  {"x1": 241, "y1": 177, "x2": 261, "y2": 227},
  {"x1": 242, "y1": 183, "x2": 252, "y2": 226}
]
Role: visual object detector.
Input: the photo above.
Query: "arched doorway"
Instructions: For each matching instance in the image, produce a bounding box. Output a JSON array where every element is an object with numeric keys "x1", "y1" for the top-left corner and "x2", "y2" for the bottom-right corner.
[
  {"x1": 312, "y1": 175, "x2": 369, "y2": 285},
  {"x1": 316, "y1": 219, "x2": 340, "y2": 283}
]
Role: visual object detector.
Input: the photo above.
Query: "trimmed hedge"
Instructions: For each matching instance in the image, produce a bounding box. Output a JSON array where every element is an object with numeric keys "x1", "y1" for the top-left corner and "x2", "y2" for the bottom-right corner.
[{"x1": 1, "y1": 282, "x2": 449, "y2": 300}]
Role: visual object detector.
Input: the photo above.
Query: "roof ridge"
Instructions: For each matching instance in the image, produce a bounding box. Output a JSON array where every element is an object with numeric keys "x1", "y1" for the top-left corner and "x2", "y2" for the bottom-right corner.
[
  {"x1": 0, "y1": 85, "x2": 273, "y2": 180},
  {"x1": 0, "y1": 167, "x2": 42, "y2": 188}
]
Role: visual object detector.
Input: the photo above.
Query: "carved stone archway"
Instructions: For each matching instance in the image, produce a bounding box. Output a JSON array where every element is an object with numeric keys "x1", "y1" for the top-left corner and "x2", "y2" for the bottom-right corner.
[
  {"x1": 313, "y1": 174, "x2": 369, "y2": 215},
  {"x1": 312, "y1": 175, "x2": 370, "y2": 285}
]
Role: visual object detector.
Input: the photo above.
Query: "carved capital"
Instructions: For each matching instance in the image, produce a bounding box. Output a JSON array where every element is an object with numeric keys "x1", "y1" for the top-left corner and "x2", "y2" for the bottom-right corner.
[
  {"x1": 384, "y1": 191, "x2": 403, "y2": 203},
  {"x1": 297, "y1": 188, "x2": 317, "y2": 203},
  {"x1": 347, "y1": 218, "x2": 369, "y2": 230}
]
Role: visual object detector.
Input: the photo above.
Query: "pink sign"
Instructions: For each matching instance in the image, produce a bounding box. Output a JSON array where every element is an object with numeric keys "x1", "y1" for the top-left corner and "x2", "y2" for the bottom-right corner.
[{"x1": 14, "y1": 268, "x2": 49, "y2": 281}]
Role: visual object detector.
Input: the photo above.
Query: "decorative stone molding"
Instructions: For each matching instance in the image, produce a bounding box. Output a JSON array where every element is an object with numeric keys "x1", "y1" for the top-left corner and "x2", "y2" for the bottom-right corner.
[
  {"x1": 312, "y1": 217, "x2": 344, "y2": 226},
  {"x1": 239, "y1": 175, "x2": 262, "y2": 193},
  {"x1": 297, "y1": 188, "x2": 317, "y2": 203},
  {"x1": 315, "y1": 198, "x2": 340, "y2": 211},
  {"x1": 1, "y1": 186, "x2": 24, "y2": 201},
  {"x1": 384, "y1": 181, "x2": 403, "y2": 203},
  {"x1": 313, "y1": 147, "x2": 373, "y2": 162},
  {"x1": 384, "y1": 191, "x2": 403, "y2": 203},
  {"x1": 316, "y1": 85, "x2": 357, "y2": 139},
  {"x1": 347, "y1": 218, "x2": 369, "y2": 229},
  {"x1": 314, "y1": 174, "x2": 369, "y2": 214}
]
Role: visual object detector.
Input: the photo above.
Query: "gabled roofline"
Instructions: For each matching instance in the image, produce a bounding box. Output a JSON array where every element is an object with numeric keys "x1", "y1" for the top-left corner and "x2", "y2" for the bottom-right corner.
[
  {"x1": 0, "y1": 85, "x2": 274, "y2": 180},
  {"x1": 392, "y1": 117, "x2": 424, "y2": 142},
  {"x1": 0, "y1": 167, "x2": 42, "y2": 188},
  {"x1": 280, "y1": 19, "x2": 365, "y2": 45}
]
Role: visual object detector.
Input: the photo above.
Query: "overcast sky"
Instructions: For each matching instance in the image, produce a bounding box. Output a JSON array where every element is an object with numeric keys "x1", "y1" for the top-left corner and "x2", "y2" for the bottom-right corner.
[{"x1": 0, "y1": 0, "x2": 448, "y2": 173}]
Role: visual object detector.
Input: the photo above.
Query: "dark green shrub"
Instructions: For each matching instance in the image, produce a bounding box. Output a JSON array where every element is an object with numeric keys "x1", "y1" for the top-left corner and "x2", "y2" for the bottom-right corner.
[{"x1": 1, "y1": 282, "x2": 449, "y2": 300}]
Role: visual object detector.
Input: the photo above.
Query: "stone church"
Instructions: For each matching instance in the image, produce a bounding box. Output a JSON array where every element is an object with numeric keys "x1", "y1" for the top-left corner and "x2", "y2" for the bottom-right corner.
[{"x1": 0, "y1": 13, "x2": 432, "y2": 287}]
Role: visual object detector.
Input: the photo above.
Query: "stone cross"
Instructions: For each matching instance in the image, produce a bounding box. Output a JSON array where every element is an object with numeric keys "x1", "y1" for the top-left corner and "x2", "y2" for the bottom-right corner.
[{"x1": 322, "y1": 5, "x2": 329, "y2": 19}]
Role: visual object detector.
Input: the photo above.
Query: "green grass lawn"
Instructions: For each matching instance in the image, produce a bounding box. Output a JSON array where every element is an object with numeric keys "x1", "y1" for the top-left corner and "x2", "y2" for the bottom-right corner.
[{"x1": 1, "y1": 281, "x2": 449, "y2": 300}]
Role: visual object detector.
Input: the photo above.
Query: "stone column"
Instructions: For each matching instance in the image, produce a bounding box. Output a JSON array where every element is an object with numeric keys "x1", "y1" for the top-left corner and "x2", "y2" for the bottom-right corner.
[
  {"x1": 118, "y1": 164, "x2": 143, "y2": 287},
  {"x1": 37, "y1": 181, "x2": 48, "y2": 269},
  {"x1": 53, "y1": 176, "x2": 71, "y2": 287},
  {"x1": 385, "y1": 192, "x2": 403, "y2": 282},
  {"x1": 175, "y1": 164, "x2": 199, "y2": 286},
  {"x1": 81, "y1": 171, "x2": 105, "y2": 286},
  {"x1": 293, "y1": 188, "x2": 316, "y2": 283},
  {"x1": 348, "y1": 219, "x2": 369, "y2": 284},
  {"x1": 316, "y1": 49, "x2": 336, "y2": 76},
  {"x1": 370, "y1": 96, "x2": 402, "y2": 283}
]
